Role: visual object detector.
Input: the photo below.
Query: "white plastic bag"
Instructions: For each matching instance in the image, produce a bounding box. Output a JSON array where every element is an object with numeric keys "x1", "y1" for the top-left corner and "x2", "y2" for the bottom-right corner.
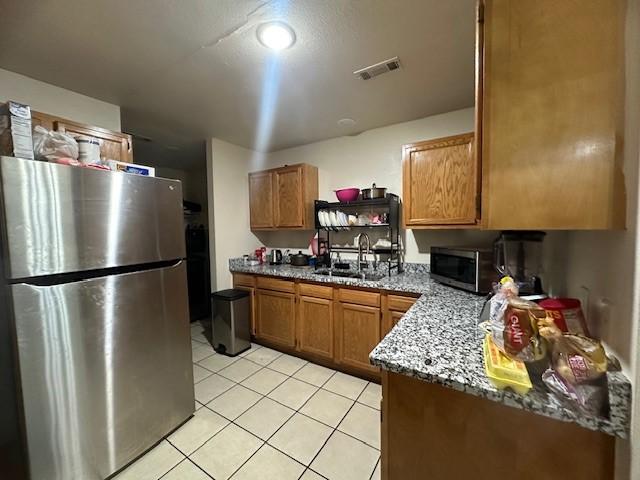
[{"x1": 32, "y1": 125, "x2": 79, "y2": 162}]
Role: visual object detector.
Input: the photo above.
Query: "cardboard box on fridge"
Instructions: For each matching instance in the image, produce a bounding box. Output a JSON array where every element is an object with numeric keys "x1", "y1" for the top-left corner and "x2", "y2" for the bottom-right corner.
[
  {"x1": 0, "y1": 101, "x2": 34, "y2": 160},
  {"x1": 105, "y1": 159, "x2": 155, "y2": 176}
]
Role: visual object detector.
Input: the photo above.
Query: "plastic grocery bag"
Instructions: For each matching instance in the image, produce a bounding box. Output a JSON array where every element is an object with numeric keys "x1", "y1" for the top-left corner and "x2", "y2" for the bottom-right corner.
[
  {"x1": 32, "y1": 125, "x2": 79, "y2": 161},
  {"x1": 539, "y1": 318, "x2": 608, "y2": 414},
  {"x1": 488, "y1": 277, "x2": 547, "y2": 362}
]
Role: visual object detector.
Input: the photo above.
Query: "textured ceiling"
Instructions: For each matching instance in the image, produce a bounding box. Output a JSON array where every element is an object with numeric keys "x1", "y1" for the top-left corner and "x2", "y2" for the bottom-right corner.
[{"x1": 0, "y1": 0, "x2": 476, "y2": 168}]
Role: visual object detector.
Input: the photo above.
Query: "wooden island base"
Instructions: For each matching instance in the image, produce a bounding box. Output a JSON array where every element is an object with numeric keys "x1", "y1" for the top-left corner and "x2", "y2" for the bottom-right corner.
[{"x1": 381, "y1": 371, "x2": 615, "y2": 480}]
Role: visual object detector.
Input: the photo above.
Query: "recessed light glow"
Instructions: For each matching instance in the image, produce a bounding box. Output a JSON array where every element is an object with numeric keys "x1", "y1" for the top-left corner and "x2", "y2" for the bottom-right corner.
[{"x1": 257, "y1": 22, "x2": 296, "y2": 50}]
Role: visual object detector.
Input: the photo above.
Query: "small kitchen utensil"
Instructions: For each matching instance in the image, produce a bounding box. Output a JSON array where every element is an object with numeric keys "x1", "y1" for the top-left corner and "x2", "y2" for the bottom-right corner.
[
  {"x1": 361, "y1": 183, "x2": 387, "y2": 200},
  {"x1": 335, "y1": 187, "x2": 360, "y2": 202},
  {"x1": 268, "y1": 249, "x2": 283, "y2": 265},
  {"x1": 290, "y1": 251, "x2": 310, "y2": 266}
]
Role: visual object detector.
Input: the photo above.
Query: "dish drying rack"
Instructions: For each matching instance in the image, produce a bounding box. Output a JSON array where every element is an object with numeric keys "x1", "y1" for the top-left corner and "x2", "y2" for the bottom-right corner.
[{"x1": 314, "y1": 194, "x2": 403, "y2": 276}]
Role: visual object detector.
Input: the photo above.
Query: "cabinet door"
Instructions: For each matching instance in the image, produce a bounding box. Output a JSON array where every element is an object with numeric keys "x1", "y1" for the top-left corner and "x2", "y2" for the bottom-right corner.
[
  {"x1": 336, "y1": 302, "x2": 380, "y2": 374},
  {"x1": 403, "y1": 133, "x2": 477, "y2": 227},
  {"x1": 31, "y1": 110, "x2": 59, "y2": 131},
  {"x1": 249, "y1": 171, "x2": 274, "y2": 229},
  {"x1": 274, "y1": 166, "x2": 303, "y2": 227},
  {"x1": 482, "y1": 0, "x2": 625, "y2": 229},
  {"x1": 297, "y1": 295, "x2": 333, "y2": 360},
  {"x1": 256, "y1": 289, "x2": 295, "y2": 348},
  {"x1": 54, "y1": 120, "x2": 133, "y2": 163},
  {"x1": 233, "y1": 284, "x2": 256, "y2": 335},
  {"x1": 382, "y1": 310, "x2": 405, "y2": 339}
]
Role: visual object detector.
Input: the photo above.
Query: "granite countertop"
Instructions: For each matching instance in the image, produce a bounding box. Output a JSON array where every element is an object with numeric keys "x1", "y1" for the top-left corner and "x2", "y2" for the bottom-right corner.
[{"x1": 229, "y1": 259, "x2": 631, "y2": 438}]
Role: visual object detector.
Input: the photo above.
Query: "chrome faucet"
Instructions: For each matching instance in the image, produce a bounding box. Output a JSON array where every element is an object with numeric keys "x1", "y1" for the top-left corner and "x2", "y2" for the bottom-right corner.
[{"x1": 357, "y1": 233, "x2": 371, "y2": 276}]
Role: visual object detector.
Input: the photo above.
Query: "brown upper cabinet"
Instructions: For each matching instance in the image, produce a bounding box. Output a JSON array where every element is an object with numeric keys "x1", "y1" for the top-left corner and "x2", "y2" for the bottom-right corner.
[
  {"x1": 249, "y1": 171, "x2": 275, "y2": 229},
  {"x1": 402, "y1": 133, "x2": 478, "y2": 227},
  {"x1": 248, "y1": 163, "x2": 318, "y2": 230},
  {"x1": 404, "y1": 0, "x2": 625, "y2": 230},
  {"x1": 480, "y1": 0, "x2": 625, "y2": 230},
  {"x1": 31, "y1": 110, "x2": 133, "y2": 163},
  {"x1": 55, "y1": 120, "x2": 133, "y2": 163}
]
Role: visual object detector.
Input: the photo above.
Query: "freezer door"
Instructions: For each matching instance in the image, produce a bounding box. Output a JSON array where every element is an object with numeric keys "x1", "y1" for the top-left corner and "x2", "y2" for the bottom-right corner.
[
  {"x1": 11, "y1": 262, "x2": 194, "y2": 480},
  {"x1": 0, "y1": 156, "x2": 185, "y2": 280}
]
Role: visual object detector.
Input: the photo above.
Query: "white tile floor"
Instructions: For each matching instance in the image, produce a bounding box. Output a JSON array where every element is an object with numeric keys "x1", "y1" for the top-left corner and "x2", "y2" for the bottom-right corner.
[{"x1": 114, "y1": 320, "x2": 382, "y2": 480}]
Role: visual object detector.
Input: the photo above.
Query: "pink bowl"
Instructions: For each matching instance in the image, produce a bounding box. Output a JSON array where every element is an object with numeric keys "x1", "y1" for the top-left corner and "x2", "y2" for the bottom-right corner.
[{"x1": 335, "y1": 188, "x2": 360, "y2": 202}]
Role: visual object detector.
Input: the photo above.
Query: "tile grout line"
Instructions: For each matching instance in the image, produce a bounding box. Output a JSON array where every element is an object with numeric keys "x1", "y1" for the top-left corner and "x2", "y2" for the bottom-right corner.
[
  {"x1": 194, "y1": 340, "x2": 381, "y2": 399},
  {"x1": 302, "y1": 382, "x2": 376, "y2": 474},
  {"x1": 156, "y1": 449, "x2": 215, "y2": 480},
  {"x1": 189, "y1": 363, "x2": 343, "y2": 477},
  {"x1": 189, "y1": 344, "x2": 381, "y2": 476},
  {"x1": 188, "y1": 399, "x2": 378, "y2": 477},
  {"x1": 222, "y1": 362, "x2": 339, "y2": 479},
  {"x1": 193, "y1": 361, "x2": 381, "y2": 443},
  {"x1": 369, "y1": 457, "x2": 381, "y2": 480},
  {"x1": 197, "y1": 357, "x2": 372, "y2": 408},
  {"x1": 150, "y1": 443, "x2": 186, "y2": 480}
]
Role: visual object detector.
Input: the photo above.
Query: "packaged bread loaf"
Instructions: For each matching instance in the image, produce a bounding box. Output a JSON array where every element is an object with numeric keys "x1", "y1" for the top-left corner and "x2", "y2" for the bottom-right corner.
[{"x1": 488, "y1": 278, "x2": 548, "y2": 362}]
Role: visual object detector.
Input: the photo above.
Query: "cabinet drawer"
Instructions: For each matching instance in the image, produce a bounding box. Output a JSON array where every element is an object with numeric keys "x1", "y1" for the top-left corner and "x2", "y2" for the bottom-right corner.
[
  {"x1": 233, "y1": 273, "x2": 255, "y2": 287},
  {"x1": 256, "y1": 276, "x2": 296, "y2": 293},
  {"x1": 387, "y1": 295, "x2": 417, "y2": 313},
  {"x1": 338, "y1": 288, "x2": 380, "y2": 307},
  {"x1": 299, "y1": 282, "x2": 333, "y2": 300}
]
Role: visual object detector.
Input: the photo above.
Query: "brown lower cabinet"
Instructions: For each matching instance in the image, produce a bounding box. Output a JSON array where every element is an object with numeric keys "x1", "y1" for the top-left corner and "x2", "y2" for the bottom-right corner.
[
  {"x1": 255, "y1": 289, "x2": 296, "y2": 348},
  {"x1": 335, "y1": 302, "x2": 381, "y2": 375},
  {"x1": 297, "y1": 295, "x2": 334, "y2": 360},
  {"x1": 232, "y1": 274, "x2": 256, "y2": 335},
  {"x1": 381, "y1": 371, "x2": 614, "y2": 480},
  {"x1": 235, "y1": 273, "x2": 417, "y2": 380},
  {"x1": 381, "y1": 294, "x2": 417, "y2": 338}
]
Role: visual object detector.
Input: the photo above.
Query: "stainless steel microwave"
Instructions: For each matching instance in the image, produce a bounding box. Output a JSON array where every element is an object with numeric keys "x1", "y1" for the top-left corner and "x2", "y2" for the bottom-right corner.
[{"x1": 430, "y1": 246, "x2": 496, "y2": 294}]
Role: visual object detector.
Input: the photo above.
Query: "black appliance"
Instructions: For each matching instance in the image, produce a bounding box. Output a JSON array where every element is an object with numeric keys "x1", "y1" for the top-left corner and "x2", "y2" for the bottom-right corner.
[{"x1": 185, "y1": 225, "x2": 211, "y2": 321}]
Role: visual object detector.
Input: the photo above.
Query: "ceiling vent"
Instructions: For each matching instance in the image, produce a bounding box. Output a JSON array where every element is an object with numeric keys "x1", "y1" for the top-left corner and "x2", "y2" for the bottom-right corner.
[{"x1": 353, "y1": 56, "x2": 401, "y2": 80}]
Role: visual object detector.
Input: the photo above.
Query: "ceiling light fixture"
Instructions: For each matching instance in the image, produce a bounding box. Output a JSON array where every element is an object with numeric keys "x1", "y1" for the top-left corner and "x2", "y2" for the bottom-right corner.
[{"x1": 257, "y1": 21, "x2": 296, "y2": 50}]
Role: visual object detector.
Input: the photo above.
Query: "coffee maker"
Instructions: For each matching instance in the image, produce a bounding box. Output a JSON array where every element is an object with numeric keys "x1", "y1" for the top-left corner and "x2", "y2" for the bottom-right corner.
[{"x1": 493, "y1": 231, "x2": 546, "y2": 296}]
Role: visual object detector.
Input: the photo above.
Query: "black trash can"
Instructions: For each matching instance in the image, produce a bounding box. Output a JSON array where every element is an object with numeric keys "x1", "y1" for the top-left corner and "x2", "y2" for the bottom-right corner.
[{"x1": 210, "y1": 289, "x2": 251, "y2": 356}]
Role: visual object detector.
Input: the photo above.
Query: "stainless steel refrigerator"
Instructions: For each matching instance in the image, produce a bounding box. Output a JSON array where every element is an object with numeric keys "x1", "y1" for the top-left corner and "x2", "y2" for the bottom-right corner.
[{"x1": 0, "y1": 156, "x2": 194, "y2": 479}]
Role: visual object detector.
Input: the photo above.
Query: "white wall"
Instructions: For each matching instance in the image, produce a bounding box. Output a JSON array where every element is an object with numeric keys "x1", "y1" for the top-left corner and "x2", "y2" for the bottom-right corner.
[
  {"x1": 0, "y1": 68, "x2": 121, "y2": 131},
  {"x1": 562, "y1": 2, "x2": 640, "y2": 478},
  {"x1": 207, "y1": 107, "x2": 567, "y2": 293},
  {"x1": 207, "y1": 138, "x2": 260, "y2": 291},
  {"x1": 259, "y1": 108, "x2": 494, "y2": 263},
  {"x1": 156, "y1": 166, "x2": 209, "y2": 227}
]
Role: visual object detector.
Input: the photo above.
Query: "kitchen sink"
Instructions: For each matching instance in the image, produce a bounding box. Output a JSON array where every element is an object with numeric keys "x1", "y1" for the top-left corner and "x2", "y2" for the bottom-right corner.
[{"x1": 313, "y1": 269, "x2": 387, "y2": 281}]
